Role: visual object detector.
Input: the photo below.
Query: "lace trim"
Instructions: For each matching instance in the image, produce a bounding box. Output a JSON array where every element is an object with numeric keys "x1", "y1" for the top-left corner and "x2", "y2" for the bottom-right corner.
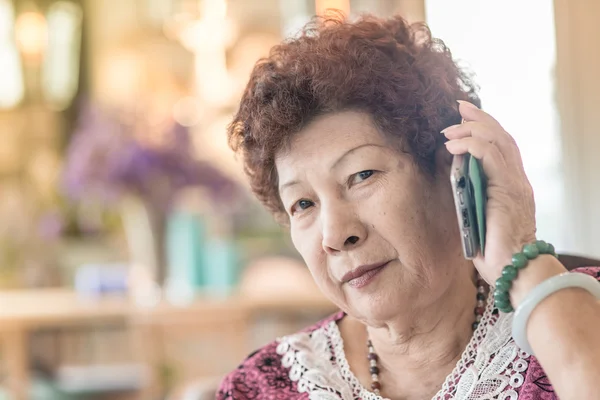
[
  {"x1": 326, "y1": 320, "x2": 383, "y2": 400},
  {"x1": 276, "y1": 290, "x2": 530, "y2": 400},
  {"x1": 276, "y1": 326, "x2": 356, "y2": 399},
  {"x1": 434, "y1": 291, "x2": 530, "y2": 400}
]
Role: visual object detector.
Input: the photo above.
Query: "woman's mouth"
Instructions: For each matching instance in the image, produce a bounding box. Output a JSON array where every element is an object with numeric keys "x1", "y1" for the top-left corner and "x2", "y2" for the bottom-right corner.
[{"x1": 341, "y1": 261, "x2": 391, "y2": 289}]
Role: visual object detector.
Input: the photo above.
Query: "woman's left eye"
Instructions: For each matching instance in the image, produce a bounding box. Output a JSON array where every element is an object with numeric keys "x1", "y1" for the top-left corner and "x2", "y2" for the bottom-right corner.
[{"x1": 349, "y1": 170, "x2": 375, "y2": 185}]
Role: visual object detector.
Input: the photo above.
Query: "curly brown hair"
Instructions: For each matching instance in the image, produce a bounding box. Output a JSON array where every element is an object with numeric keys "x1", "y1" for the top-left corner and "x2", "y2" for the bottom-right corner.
[{"x1": 228, "y1": 13, "x2": 480, "y2": 223}]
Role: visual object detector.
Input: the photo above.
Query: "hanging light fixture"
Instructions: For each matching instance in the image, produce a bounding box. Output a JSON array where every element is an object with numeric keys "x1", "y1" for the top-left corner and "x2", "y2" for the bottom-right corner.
[
  {"x1": 315, "y1": 0, "x2": 350, "y2": 16},
  {"x1": 175, "y1": 0, "x2": 237, "y2": 107},
  {"x1": 42, "y1": 1, "x2": 83, "y2": 110},
  {"x1": 0, "y1": 0, "x2": 24, "y2": 108},
  {"x1": 15, "y1": 9, "x2": 47, "y2": 62}
]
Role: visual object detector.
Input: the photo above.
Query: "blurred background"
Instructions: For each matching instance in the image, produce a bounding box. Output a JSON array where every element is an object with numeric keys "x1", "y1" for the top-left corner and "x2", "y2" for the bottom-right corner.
[{"x1": 0, "y1": 0, "x2": 598, "y2": 399}]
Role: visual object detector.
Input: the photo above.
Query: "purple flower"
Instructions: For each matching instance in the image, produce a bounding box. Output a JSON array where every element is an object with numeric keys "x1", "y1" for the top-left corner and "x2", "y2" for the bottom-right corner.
[{"x1": 62, "y1": 101, "x2": 237, "y2": 211}]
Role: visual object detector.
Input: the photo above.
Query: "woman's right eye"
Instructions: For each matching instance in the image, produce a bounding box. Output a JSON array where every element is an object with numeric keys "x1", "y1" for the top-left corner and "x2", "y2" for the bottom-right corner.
[{"x1": 291, "y1": 199, "x2": 314, "y2": 214}]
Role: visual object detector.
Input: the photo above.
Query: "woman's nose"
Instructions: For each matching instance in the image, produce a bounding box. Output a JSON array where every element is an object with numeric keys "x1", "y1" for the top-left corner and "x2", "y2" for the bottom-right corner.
[{"x1": 321, "y1": 204, "x2": 366, "y2": 254}]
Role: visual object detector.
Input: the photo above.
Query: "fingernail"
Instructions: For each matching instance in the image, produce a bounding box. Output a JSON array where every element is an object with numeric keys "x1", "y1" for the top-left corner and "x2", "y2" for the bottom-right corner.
[
  {"x1": 441, "y1": 124, "x2": 460, "y2": 134},
  {"x1": 457, "y1": 100, "x2": 477, "y2": 109}
]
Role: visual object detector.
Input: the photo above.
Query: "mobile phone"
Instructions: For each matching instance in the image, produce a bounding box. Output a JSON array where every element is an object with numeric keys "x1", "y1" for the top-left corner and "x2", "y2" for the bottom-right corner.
[
  {"x1": 451, "y1": 154, "x2": 479, "y2": 259},
  {"x1": 450, "y1": 122, "x2": 488, "y2": 259}
]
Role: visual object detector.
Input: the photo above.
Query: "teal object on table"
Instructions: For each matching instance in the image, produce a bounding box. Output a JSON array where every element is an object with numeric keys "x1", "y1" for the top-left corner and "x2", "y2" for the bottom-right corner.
[
  {"x1": 201, "y1": 237, "x2": 240, "y2": 296},
  {"x1": 166, "y1": 211, "x2": 207, "y2": 289},
  {"x1": 166, "y1": 210, "x2": 241, "y2": 297}
]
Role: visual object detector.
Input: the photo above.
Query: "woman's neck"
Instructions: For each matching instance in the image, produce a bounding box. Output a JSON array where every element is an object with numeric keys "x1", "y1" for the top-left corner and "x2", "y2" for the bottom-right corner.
[
  {"x1": 339, "y1": 274, "x2": 478, "y2": 399},
  {"x1": 369, "y1": 277, "x2": 477, "y2": 368}
]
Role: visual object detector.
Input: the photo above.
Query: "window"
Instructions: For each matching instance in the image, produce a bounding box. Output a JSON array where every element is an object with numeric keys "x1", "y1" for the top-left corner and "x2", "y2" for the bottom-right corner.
[
  {"x1": 425, "y1": 0, "x2": 566, "y2": 250},
  {"x1": 0, "y1": 0, "x2": 24, "y2": 108}
]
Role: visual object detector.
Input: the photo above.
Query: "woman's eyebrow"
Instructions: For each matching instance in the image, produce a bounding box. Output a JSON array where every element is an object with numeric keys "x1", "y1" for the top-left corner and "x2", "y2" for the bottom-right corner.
[{"x1": 330, "y1": 143, "x2": 386, "y2": 171}]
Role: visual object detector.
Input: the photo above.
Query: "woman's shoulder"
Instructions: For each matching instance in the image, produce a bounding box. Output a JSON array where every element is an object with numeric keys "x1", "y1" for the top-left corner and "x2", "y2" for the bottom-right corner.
[
  {"x1": 216, "y1": 311, "x2": 344, "y2": 400},
  {"x1": 216, "y1": 341, "x2": 291, "y2": 400},
  {"x1": 570, "y1": 265, "x2": 600, "y2": 278}
]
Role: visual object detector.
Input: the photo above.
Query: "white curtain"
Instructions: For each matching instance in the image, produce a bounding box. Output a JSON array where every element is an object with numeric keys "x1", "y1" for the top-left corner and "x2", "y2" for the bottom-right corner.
[{"x1": 553, "y1": 0, "x2": 600, "y2": 258}]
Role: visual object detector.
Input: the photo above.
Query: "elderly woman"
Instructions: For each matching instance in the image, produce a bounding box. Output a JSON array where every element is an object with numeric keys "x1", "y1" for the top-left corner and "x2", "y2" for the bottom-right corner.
[{"x1": 217, "y1": 14, "x2": 600, "y2": 400}]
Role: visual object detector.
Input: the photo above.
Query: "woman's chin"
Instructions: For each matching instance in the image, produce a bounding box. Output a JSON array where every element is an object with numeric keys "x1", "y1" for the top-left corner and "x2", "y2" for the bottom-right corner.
[
  {"x1": 336, "y1": 264, "x2": 417, "y2": 322},
  {"x1": 347, "y1": 285, "x2": 410, "y2": 323}
]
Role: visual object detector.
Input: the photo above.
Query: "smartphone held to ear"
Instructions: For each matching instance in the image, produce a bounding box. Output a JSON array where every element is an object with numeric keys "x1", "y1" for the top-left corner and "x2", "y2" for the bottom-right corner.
[{"x1": 450, "y1": 124, "x2": 488, "y2": 260}]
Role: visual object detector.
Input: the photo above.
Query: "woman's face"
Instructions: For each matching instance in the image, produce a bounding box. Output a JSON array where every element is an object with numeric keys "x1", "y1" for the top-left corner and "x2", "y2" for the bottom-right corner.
[{"x1": 275, "y1": 111, "x2": 471, "y2": 324}]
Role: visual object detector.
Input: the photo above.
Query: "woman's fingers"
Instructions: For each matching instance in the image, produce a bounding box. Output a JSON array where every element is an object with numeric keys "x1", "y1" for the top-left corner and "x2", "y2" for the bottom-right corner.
[
  {"x1": 444, "y1": 136, "x2": 509, "y2": 184},
  {"x1": 443, "y1": 101, "x2": 526, "y2": 174},
  {"x1": 442, "y1": 120, "x2": 499, "y2": 142},
  {"x1": 457, "y1": 100, "x2": 502, "y2": 130},
  {"x1": 442, "y1": 121, "x2": 519, "y2": 165}
]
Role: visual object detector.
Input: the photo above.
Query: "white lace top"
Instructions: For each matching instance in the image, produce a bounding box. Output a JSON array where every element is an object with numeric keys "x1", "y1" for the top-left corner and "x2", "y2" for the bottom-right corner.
[{"x1": 275, "y1": 291, "x2": 531, "y2": 400}]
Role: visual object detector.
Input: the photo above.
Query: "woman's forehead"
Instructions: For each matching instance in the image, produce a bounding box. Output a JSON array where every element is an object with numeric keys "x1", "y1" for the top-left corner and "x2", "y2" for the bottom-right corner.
[{"x1": 276, "y1": 111, "x2": 387, "y2": 163}]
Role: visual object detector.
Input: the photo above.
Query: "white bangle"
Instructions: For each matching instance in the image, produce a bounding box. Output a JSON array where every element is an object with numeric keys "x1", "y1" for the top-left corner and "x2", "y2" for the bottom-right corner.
[{"x1": 512, "y1": 272, "x2": 600, "y2": 355}]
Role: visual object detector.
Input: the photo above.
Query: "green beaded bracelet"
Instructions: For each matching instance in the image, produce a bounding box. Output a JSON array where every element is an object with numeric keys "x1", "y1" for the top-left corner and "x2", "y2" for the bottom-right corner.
[{"x1": 493, "y1": 240, "x2": 558, "y2": 313}]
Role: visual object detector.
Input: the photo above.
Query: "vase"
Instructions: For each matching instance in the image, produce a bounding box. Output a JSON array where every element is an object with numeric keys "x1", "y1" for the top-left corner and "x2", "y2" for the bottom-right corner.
[{"x1": 121, "y1": 196, "x2": 167, "y2": 302}]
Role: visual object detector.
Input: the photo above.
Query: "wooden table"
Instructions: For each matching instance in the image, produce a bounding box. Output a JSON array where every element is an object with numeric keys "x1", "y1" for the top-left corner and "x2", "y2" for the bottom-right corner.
[{"x1": 0, "y1": 289, "x2": 336, "y2": 400}]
